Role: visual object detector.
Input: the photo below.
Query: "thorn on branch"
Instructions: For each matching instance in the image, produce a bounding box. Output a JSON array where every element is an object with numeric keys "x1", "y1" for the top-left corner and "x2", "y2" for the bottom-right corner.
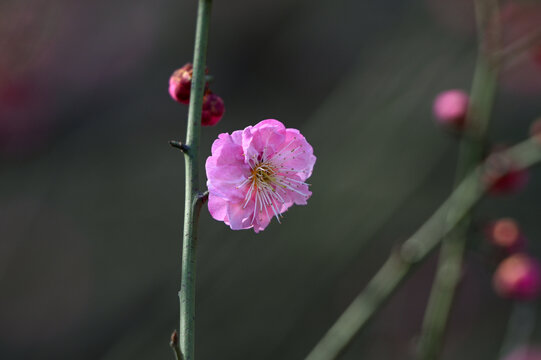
[{"x1": 169, "y1": 140, "x2": 190, "y2": 153}]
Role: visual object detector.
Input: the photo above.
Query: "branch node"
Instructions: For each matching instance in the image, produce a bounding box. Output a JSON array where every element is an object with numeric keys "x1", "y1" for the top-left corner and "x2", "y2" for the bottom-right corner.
[
  {"x1": 400, "y1": 242, "x2": 421, "y2": 264},
  {"x1": 170, "y1": 330, "x2": 178, "y2": 348},
  {"x1": 197, "y1": 190, "x2": 209, "y2": 204},
  {"x1": 170, "y1": 330, "x2": 183, "y2": 360},
  {"x1": 169, "y1": 140, "x2": 190, "y2": 153}
]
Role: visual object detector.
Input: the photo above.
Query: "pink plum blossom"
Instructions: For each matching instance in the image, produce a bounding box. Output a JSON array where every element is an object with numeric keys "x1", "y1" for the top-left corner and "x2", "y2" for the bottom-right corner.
[{"x1": 205, "y1": 119, "x2": 316, "y2": 233}]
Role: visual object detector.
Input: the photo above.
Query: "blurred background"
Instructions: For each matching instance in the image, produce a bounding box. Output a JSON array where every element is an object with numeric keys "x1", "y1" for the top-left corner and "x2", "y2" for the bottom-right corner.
[{"x1": 1, "y1": 0, "x2": 541, "y2": 359}]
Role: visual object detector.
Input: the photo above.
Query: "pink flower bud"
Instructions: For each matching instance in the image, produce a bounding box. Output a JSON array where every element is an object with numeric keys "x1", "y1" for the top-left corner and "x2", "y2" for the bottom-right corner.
[
  {"x1": 433, "y1": 90, "x2": 469, "y2": 129},
  {"x1": 483, "y1": 149, "x2": 529, "y2": 195},
  {"x1": 493, "y1": 254, "x2": 541, "y2": 300},
  {"x1": 485, "y1": 218, "x2": 525, "y2": 253},
  {"x1": 201, "y1": 93, "x2": 225, "y2": 126},
  {"x1": 169, "y1": 63, "x2": 193, "y2": 104}
]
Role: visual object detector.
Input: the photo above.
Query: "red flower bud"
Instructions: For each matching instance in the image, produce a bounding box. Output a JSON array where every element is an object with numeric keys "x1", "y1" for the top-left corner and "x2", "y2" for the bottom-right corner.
[
  {"x1": 489, "y1": 168, "x2": 529, "y2": 194},
  {"x1": 485, "y1": 218, "x2": 525, "y2": 253},
  {"x1": 169, "y1": 63, "x2": 194, "y2": 104},
  {"x1": 168, "y1": 64, "x2": 210, "y2": 105},
  {"x1": 433, "y1": 90, "x2": 469, "y2": 129},
  {"x1": 483, "y1": 149, "x2": 529, "y2": 195},
  {"x1": 493, "y1": 253, "x2": 541, "y2": 300},
  {"x1": 201, "y1": 93, "x2": 225, "y2": 126}
]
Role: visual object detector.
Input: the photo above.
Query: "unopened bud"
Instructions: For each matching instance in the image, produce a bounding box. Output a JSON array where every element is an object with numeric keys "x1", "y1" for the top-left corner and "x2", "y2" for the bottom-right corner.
[
  {"x1": 169, "y1": 63, "x2": 194, "y2": 104},
  {"x1": 201, "y1": 93, "x2": 225, "y2": 126},
  {"x1": 169, "y1": 64, "x2": 209, "y2": 104},
  {"x1": 483, "y1": 150, "x2": 529, "y2": 195},
  {"x1": 433, "y1": 90, "x2": 469, "y2": 129},
  {"x1": 493, "y1": 253, "x2": 541, "y2": 300},
  {"x1": 485, "y1": 218, "x2": 525, "y2": 253}
]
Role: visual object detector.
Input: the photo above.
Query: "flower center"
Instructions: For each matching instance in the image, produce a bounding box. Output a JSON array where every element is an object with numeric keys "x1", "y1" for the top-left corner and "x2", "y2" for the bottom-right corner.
[
  {"x1": 236, "y1": 143, "x2": 311, "y2": 225},
  {"x1": 252, "y1": 162, "x2": 276, "y2": 186},
  {"x1": 236, "y1": 159, "x2": 285, "y2": 223}
]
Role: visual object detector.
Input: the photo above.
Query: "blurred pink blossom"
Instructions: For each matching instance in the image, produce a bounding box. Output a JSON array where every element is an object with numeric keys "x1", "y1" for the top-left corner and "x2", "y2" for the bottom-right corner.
[
  {"x1": 0, "y1": 77, "x2": 53, "y2": 158},
  {"x1": 504, "y1": 346, "x2": 541, "y2": 360},
  {"x1": 493, "y1": 253, "x2": 541, "y2": 300},
  {"x1": 0, "y1": 0, "x2": 160, "y2": 158},
  {"x1": 206, "y1": 119, "x2": 316, "y2": 233},
  {"x1": 432, "y1": 89, "x2": 469, "y2": 129},
  {"x1": 485, "y1": 218, "x2": 526, "y2": 254},
  {"x1": 499, "y1": 2, "x2": 541, "y2": 95}
]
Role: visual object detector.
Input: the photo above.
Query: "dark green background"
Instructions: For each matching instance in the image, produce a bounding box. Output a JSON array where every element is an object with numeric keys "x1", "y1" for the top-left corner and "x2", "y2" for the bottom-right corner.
[{"x1": 1, "y1": 0, "x2": 541, "y2": 359}]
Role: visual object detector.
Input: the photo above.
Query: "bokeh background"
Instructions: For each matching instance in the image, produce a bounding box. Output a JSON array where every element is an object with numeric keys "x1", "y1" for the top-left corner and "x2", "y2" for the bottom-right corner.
[{"x1": 2, "y1": 0, "x2": 541, "y2": 359}]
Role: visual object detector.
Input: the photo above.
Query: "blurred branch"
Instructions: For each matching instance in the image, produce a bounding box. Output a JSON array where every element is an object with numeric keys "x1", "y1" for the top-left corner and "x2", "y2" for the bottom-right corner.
[
  {"x1": 417, "y1": 0, "x2": 500, "y2": 360},
  {"x1": 177, "y1": 1, "x2": 213, "y2": 360},
  {"x1": 416, "y1": 0, "x2": 501, "y2": 358},
  {"x1": 304, "y1": 138, "x2": 541, "y2": 360},
  {"x1": 498, "y1": 302, "x2": 537, "y2": 359}
]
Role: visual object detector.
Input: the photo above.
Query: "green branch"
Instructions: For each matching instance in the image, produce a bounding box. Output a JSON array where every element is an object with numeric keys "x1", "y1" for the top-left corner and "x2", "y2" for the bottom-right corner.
[
  {"x1": 304, "y1": 138, "x2": 541, "y2": 360},
  {"x1": 177, "y1": 1, "x2": 213, "y2": 360}
]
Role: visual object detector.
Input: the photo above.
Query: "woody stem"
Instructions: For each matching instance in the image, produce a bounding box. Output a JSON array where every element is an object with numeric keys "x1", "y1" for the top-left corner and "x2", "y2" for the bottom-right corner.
[{"x1": 175, "y1": 0, "x2": 213, "y2": 359}]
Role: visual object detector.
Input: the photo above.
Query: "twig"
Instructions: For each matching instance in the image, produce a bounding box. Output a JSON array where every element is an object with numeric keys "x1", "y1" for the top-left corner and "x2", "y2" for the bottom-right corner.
[
  {"x1": 170, "y1": 140, "x2": 190, "y2": 153},
  {"x1": 304, "y1": 138, "x2": 541, "y2": 360},
  {"x1": 498, "y1": 302, "x2": 538, "y2": 359},
  {"x1": 177, "y1": 1, "x2": 213, "y2": 360}
]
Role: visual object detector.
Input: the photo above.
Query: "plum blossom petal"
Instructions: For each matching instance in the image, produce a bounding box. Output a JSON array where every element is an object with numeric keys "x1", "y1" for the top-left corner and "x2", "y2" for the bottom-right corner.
[
  {"x1": 205, "y1": 119, "x2": 316, "y2": 233},
  {"x1": 208, "y1": 194, "x2": 229, "y2": 223},
  {"x1": 206, "y1": 132, "x2": 250, "y2": 202},
  {"x1": 280, "y1": 128, "x2": 316, "y2": 180}
]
